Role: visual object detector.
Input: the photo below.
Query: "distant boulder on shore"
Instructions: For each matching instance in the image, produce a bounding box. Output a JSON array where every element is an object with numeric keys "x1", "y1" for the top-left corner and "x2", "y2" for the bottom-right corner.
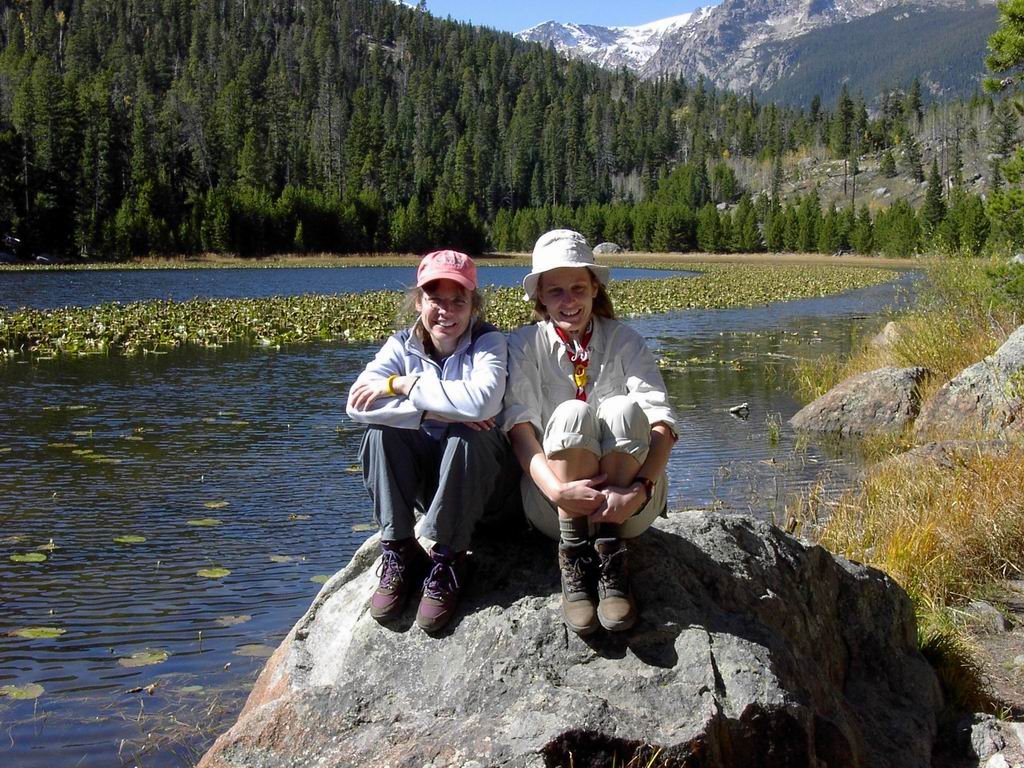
[
  {"x1": 593, "y1": 241, "x2": 623, "y2": 254},
  {"x1": 789, "y1": 366, "x2": 929, "y2": 436},
  {"x1": 198, "y1": 512, "x2": 940, "y2": 768}
]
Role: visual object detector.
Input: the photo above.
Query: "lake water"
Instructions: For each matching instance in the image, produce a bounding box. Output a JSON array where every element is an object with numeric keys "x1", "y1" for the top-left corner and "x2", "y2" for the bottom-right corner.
[
  {"x1": 0, "y1": 266, "x2": 686, "y2": 310},
  {"x1": 0, "y1": 268, "x2": 913, "y2": 767}
]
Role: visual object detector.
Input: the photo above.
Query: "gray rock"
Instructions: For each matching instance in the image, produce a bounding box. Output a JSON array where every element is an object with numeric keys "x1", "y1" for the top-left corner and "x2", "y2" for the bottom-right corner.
[
  {"x1": 883, "y1": 440, "x2": 1011, "y2": 473},
  {"x1": 869, "y1": 320, "x2": 901, "y2": 351},
  {"x1": 965, "y1": 600, "x2": 1010, "y2": 634},
  {"x1": 789, "y1": 366, "x2": 929, "y2": 436},
  {"x1": 972, "y1": 715, "x2": 1007, "y2": 759},
  {"x1": 198, "y1": 512, "x2": 941, "y2": 768},
  {"x1": 874, "y1": 187, "x2": 889, "y2": 197},
  {"x1": 593, "y1": 242, "x2": 623, "y2": 255},
  {"x1": 914, "y1": 324, "x2": 1024, "y2": 439},
  {"x1": 1011, "y1": 253, "x2": 1024, "y2": 266}
]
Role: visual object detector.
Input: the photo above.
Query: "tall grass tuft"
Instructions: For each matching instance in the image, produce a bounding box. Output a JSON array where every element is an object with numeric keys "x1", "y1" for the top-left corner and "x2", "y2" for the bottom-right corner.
[{"x1": 789, "y1": 257, "x2": 1024, "y2": 710}]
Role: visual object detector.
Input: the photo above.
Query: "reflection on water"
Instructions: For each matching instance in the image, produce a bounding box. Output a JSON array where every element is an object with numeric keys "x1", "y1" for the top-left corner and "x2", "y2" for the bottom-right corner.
[{"x1": 0, "y1": 272, "x2": 913, "y2": 766}]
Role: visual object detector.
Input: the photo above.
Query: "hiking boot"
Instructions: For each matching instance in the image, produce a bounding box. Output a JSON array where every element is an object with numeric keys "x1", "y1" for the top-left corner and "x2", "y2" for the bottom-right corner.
[
  {"x1": 416, "y1": 549, "x2": 466, "y2": 634},
  {"x1": 594, "y1": 538, "x2": 637, "y2": 632},
  {"x1": 558, "y1": 541, "x2": 598, "y2": 636},
  {"x1": 370, "y1": 538, "x2": 430, "y2": 622}
]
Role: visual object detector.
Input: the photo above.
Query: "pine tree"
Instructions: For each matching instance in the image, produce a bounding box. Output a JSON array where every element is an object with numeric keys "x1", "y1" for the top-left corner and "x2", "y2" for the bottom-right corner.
[
  {"x1": 902, "y1": 134, "x2": 925, "y2": 183},
  {"x1": 879, "y1": 149, "x2": 897, "y2": 178},
  {"x1": 922, "y1": 158, "x2": 947, "y2": 233}
]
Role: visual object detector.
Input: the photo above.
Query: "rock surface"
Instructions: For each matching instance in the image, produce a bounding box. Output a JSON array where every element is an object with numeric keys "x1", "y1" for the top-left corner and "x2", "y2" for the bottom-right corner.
[
  {"x1": 593, "y1": 242, "x2": 623, "y2": 254},
  {"x1": 199, "y1": 512, "x2": 941, "y2": 768},
  {"x1": 789, "y1": 366, "x2": 929, "y2": 436},
  {"x1": 914, "y1": 325, "x2": 1024, "y2": 440}
]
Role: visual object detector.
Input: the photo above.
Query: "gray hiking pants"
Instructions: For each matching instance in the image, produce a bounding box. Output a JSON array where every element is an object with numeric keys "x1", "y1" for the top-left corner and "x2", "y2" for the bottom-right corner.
[{"x1": 359, "y1": 423, "x2": 512, "y2": 552}]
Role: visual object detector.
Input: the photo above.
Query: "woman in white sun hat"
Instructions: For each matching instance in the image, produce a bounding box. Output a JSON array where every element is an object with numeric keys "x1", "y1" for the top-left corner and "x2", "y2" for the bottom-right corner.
[{"x1": 503, "y1": 229, "x2": 677, "y2": 636}]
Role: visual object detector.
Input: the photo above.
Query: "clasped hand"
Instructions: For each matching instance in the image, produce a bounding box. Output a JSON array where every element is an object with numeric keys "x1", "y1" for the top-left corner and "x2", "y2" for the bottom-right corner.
[{"x1": 557, "y1": 475, "x2": 645, "y2": 525}]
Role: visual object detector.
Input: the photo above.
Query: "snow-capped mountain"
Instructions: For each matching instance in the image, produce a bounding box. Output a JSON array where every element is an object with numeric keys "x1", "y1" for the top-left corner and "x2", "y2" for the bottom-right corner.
[
  {"x1": 516, "y1": 0, "x2": 997, "y2": 100},
  {"x1": 517, "y1": 11, "x2": 707, "y2": 72}
]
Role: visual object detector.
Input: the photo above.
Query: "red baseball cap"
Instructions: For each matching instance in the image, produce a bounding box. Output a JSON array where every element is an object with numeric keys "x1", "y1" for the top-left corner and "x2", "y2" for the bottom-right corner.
[{"x1": 416, "y1": 250, "x2": 477, "y2": 291}]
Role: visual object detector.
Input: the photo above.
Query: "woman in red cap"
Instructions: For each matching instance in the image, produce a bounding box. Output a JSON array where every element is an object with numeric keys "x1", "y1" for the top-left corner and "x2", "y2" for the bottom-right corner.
[{"x1": 347, "y1": 250, "x2": 509, "y2": 634}]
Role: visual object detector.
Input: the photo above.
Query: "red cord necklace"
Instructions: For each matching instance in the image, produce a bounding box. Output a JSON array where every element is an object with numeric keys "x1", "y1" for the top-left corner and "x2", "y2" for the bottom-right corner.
[{"x1": 553, "y1": 320, "x2": 594, "y2": 401}]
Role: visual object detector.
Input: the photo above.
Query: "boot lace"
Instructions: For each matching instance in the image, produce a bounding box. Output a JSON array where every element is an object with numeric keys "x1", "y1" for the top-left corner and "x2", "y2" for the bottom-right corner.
[
  {"x1": 598, "y1": 546, "x2": 629, "y2": 594},
  {"x1": 423, "y1": 558, "x2": 460, "y2": 600},
  {"x1": 376, "y1": 548, "x2": 406, "y2": 590},
  {"x1": 561, "y1": 550, "x2": 592, "y2": 594}
]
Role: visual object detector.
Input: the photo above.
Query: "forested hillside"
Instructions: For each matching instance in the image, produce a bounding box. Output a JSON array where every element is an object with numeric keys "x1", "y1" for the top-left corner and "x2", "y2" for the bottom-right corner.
[{"x1": 0, "y1": 0, "x2": 1016, "y2": 258}]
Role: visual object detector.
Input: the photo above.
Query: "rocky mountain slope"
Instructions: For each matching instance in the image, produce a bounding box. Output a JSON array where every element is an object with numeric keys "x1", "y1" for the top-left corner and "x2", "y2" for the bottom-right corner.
[{"x1": 518, "y1": 0, "x2": 998, "y2": 103}]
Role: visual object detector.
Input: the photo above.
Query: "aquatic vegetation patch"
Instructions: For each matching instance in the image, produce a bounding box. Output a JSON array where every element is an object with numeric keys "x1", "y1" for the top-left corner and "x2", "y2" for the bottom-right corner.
[
  {"x1": 9, "y1": 626, "x2": 65, "y2": 639},
  {"x1": 203, "y1": 500, "x2": 230, "y2": 509},
  {"x1": 196, "y1": 567, "x2": 231, "y2": 578},
  {"x1": 214, "y1": 614, "x2": 252, "y2": 626},
  {"x1": 113, "y1": 535, "x2": 147, "y2": 544},
  {"x1": 119, "y1": 649, "x2": 170, "y2": 668},
  {"x1": 10, "y1": 552, "x2": 46, "y2": 563},
  {"x1": 0, "y1": 263, "x2": 894, "y2": 362},
  {"x1": 310, "y1": 574, "x2": 329, "y2": 584},
  {"x1": 233, "y1": 644, "x2": 275, "y2": 658},
  {"x1": 186, "y1": 518, "x2": 222, "y2": 527},
  {"x1": 0, "y1": 683, "x2": 45, "y2": 700}
]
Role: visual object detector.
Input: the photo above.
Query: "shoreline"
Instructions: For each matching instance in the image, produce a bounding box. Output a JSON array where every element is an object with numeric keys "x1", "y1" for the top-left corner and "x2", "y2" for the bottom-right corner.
[{"x1": 0, "y1": 251, "x2": 919, "y2": 271}]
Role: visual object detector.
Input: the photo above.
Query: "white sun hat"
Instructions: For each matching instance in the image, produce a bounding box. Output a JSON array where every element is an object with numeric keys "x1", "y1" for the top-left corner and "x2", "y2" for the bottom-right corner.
[{"x1": 522, "y1": 229, "x2": 610, "y2": 300}]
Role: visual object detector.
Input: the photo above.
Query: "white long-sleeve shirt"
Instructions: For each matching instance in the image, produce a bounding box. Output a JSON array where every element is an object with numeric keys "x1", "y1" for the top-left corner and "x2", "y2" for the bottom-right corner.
[
  {"x1": 503, "y1": 316, "x2": 676, "y2": 437},
  {"x1": 347, "y1": 320, "x2": 507, "y2": 439}
]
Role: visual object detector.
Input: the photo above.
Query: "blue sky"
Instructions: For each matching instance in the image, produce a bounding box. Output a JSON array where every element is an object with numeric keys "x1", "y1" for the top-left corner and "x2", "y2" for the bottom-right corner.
[{"x1": 421, "y1": 1, "x2": 708, "y2": 33}]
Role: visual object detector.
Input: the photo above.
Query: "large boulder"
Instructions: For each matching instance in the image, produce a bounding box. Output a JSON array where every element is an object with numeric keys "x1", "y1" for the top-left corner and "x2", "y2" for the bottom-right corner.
[
  {"x1": 593, "y1": 242, "x2": 624, "y2": 255},
  {"x1": 914, "y1": 324, "x2": 1024, "y2": 440},
  {"x1": 789, "y1": 366, "x2": 929, "y2": 436},
  {"x1": 199, "y1": 512, "x2": 941, "y2": 768}
]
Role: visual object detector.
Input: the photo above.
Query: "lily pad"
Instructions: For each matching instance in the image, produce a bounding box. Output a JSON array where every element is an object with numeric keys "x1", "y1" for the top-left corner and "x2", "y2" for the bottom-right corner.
[
  {"x1": 269, "y1": 554, "x2": 293, "y2": 563},
  {"x1": 113, "y1": 535, "x2": 146, "y2": 544},
  {"x1": 197, "y1": 567, "x2": 231, "y2": 579},
  {"x1": 214, "y1": 614, "x2": 252, "y2": 627},
  {"x1": 230, "y1": 420, "x2": 249, "y2": 427},
  {"x1": 0, "y1": 447, "x2": 11, "y2": 454},
  {"x1": 351, "y1": 523, "x2": 376, "y2": 533},
  {"x1": 288, "y1": 513, "x2": 311, "y2": 521},
  {"x1": 10, "y1": 552, "x2": 46, "y2": 563},
  {"x1": 344, "y1": 464, "x2": 362, "y2": 474},
  {"x1": 9, "y1": 626, "x2": 65, "y2": 639},
  {"x1": 47, "y1": 442, "x2": 78, "y2": 449},
  {"x1": 203, "y1": 500, "x2": 230, "y2": 509},
  {"x1": 36, "y1": 540, "x2": 59, "y2": 551},
  {"x1": 186, "y1": 518, "x2": 222, "y2": 527},
  {"x1": 0, "y1": 683, "x2": 44, "y2": 700},
  {"x1": 233, "y1": 644, "x2": 275, "y2": 658},
  {"x1": 310, "y1": 574, "x2": 329, "y2": 584},
  {"x1": 70, "y1": 430, "x2": 93, "y2": 437},
  {"x1": 123, "y1": 435, "x2": 144, "y2": 442},
  {"x1": 119, "y1": 649, "x2": 170, "y2": 668}
]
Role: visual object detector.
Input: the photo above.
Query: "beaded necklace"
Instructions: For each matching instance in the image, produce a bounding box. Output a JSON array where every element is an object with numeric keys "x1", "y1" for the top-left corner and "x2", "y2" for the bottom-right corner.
[{"x1": 553, "y1": 320, "x2": 594, "y2": 401}]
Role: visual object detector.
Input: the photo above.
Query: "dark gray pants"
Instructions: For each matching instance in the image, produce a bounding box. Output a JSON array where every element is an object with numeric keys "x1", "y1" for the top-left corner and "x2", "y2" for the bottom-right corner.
[{"x1": 359, "y1": 424, "x2": 513, "y2": 552}]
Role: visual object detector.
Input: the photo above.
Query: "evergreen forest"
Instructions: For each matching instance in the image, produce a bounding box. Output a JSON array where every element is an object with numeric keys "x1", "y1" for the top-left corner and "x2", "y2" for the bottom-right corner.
[{"x1": 0, "y1": 0, "x2": 1019, "y2": 259}]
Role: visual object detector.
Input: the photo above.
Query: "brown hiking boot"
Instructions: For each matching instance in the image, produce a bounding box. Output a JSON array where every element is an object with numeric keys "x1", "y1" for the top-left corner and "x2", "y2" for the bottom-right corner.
[
  {"x1": 558, "y1": 542, "x2": 598, "y2": 636},
  {"x1": 594, "y1": 538, "x2": 637, "y2": 632},
  {"x1": 370, "y1": 538, "x2": 430, "y2": 622}
]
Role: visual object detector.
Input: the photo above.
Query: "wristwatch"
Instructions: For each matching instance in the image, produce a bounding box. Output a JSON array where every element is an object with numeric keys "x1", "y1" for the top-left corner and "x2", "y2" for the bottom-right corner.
[{"x1": 634, "y1": 476, "x2": 655, "y2": 503}]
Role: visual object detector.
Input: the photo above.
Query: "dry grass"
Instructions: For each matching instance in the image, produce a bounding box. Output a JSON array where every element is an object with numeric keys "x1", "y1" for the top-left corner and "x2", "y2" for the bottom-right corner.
[
  {"x1": 799, "y1": 446, "x2": 1024, "y2": 711},
  {"x1": 788, "y1": 257, "x2": 1024, "y2": 711},
  {"x1": 791, "y1": 258, "x2": 1015, "y2": 403}
]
